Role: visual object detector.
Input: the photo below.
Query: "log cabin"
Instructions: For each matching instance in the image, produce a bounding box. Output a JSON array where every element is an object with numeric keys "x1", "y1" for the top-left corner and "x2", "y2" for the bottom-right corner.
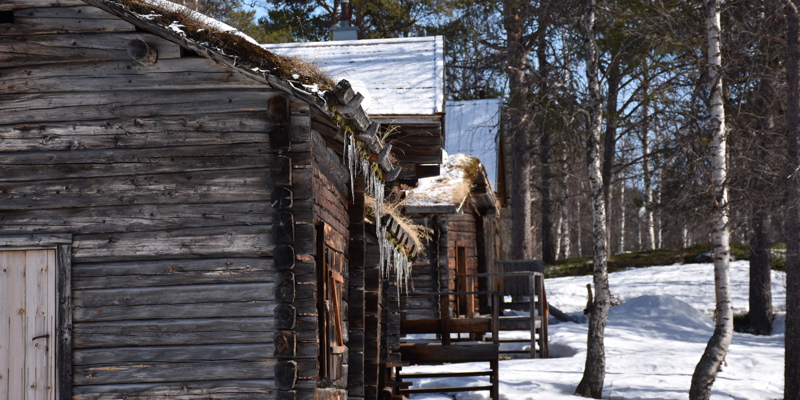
[
  {"x1": 404, "y1": 153, "x2": 502, "y2": 320},
  {"x1": 263, "y1": 36, "x2": 448, "y2": 397},
  {"x1": 0, "y1": 0, "x2": 439, "y2": 399}
]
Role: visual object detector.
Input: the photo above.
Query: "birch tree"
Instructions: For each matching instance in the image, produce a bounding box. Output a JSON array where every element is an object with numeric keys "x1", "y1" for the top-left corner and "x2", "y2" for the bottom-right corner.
[
  {"x1": 574, "y1": 0, "x2": 610, "y2": 396},
  {"x1": 688, "y1": 0, "x2": 733, "y2": 398}
]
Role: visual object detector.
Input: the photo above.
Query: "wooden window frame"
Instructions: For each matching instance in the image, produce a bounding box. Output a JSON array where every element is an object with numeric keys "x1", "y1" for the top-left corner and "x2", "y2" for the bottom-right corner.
[
  {"x1": 0, "y1": 234, "x2": 73, "y2": 400},
  {"x1": 316, "y1": 224, "x2": 347, "y2": 387}
]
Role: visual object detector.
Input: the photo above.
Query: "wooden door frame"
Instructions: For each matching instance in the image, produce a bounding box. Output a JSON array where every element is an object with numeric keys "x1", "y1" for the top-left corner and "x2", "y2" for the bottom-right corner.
[{"x1": 0, "y1": 234, "x2": 72, "y2": 400}]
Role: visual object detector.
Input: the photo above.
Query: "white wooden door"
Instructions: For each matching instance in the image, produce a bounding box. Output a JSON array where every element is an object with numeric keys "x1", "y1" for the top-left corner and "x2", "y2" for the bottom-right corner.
[{"x1": 1, "y1": 250, "x2": 57, "y2": 400}]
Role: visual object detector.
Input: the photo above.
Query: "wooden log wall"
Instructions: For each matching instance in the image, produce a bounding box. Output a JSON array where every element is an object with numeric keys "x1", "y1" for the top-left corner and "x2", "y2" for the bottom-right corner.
[
  {"x1": 0, "y1": 1, "x2": 312, "y2": 398},
  {"x1": 447, "y1": 209, "x2": 480, "y2": 316},
  {"x1": 402, "y1": 216, "x2": 440, "y2": 320}
]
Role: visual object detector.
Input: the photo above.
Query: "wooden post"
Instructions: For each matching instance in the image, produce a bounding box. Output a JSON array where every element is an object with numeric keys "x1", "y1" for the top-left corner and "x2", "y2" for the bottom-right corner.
[{"x1": 530, "y1": 273, "x2": 537, "y2": 358}]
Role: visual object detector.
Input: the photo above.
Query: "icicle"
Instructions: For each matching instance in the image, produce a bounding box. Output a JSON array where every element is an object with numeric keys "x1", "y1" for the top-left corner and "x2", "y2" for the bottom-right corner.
[
  {"x1": 347, "y1": 135, "x2": 412, "y2": 289},
  {"x1": 345, "y1": 133, "x2": 358, "y2": 200}
]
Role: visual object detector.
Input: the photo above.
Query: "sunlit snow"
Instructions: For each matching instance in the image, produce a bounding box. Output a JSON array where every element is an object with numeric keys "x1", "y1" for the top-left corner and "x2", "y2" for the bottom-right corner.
[{"x1": 403, "y1": 261, "x2": 786, "y2": 399}]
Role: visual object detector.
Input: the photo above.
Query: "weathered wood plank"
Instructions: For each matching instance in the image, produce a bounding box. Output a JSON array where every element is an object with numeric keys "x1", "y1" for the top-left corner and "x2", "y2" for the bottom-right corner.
[
  {"x1": 0, "y1": 169, "x2": 270, "y2": 210},
  {"x1": 72, "y1": 258, "x2": 274, "y2": 290},
  {"x1": 0, "y1": 32, "x2": 181, "y2": 68},
  {"x1": 0, "y1": 202, "x2": 282, "y2": 235},
  {"x1": 1, "y1": 89, "x2": 276, "y2": 125},
  {"x1": 1, "y1": 6, "x2": 135, "y2": 35},
  {"x1": 73, "y1": 284, "x2": 276, "y2": 323},
  {"x1": 0, "y1": 144, "x2": 269, "y2": 182},
  {"x1": 0, "y1": 0, "x2": 85, "y2": 10},
  {"x1": 74, "y1": 344, "x2": 273, "y2": 365},
  {"x1": 73, "y1": 317, "x2": 275, "y2": 348},
  {"x1": 74, "y1": 360, "x2": 274, "y2": 385},
  {"x1": 0, "y1": 113, "x2": 270, "y2": 152},
  {"x1": 72, "y1": 298, "x2": 275, "y2": 322},
  {"x1": 0, "y1": 233, "x2": 72, "y2": 246},
  {"x1": 1, "y1": 58, "x2": 264, "y2": 93},
  {"x1": 71, "y1": 225, "x2": 274, "y2": 262},
  {"x1": 71, "y1": 380, "x2": 275, "y2": 400},
  {"x1": 74, "y1": 282, "x2": 273, "y2": 308}
]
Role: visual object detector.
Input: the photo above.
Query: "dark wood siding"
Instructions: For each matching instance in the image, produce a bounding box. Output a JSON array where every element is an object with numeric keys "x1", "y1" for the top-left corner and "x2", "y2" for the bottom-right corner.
[{"x1": 0, "y1": 2, "x2": 296, "y2": 398}]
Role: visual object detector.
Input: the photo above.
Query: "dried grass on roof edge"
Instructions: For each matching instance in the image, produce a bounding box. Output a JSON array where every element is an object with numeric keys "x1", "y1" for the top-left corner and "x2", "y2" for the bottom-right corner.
[{"x1": 117, "y1": 0, "x2": 335, "y2": 89}]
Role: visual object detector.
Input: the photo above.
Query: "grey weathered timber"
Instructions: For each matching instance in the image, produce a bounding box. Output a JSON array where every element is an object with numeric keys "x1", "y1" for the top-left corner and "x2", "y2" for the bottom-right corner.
[
  {"x1": 0, "y1": 6, "x2": 135, "y2": 35},
  {"x1": 0, "y1": 114, "x2": 271, "y2": 152},
  {"x1": 0, "y1": 169, "x2": 270, "y2": 210},
  {"x1": 0, "y1": 202, "x2": 285, "y2": 235},
  {"x1": 57, "y1": 244, "x2": 74, "y2": 400},
  {"x1": 74, "y1": 282, "x2": 274, "y2": 309},
  {"x1": 1, "y1": 58, "x2": 264, "y2": 94},
  {"x1": 0, "y1": 233, "x2": 73, "y2": 246},
  {"x1": 0, "y1": 0, "x2": 85, "y2": 10},
  {"x1": 71, "y1": 381, "x2": 275, "y2": 400},
  {"x1": 1, "y1": 89, "x2": 280, "y2": 125},
  {"x1": 0, "y1": 32, "x2": 181, "y2": 68},
  {"x1": 73, "y1": 317, "x2": 277, "y2": 348},
  {"x1": 0, "y1": 144, "x2": 270, "y2": 182},
  {"x1": 72, "y1": 257, "x2": 274, "y2": 289},
  {"x1": 71, "y1": 225, "x2": 276, "y2": 262}
]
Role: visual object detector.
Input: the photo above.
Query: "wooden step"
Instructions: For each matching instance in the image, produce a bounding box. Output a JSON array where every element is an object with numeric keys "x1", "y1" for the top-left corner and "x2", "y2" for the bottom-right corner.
[
  {"x1": 400, "y1": 385, "x2": 494, "y2": 394},
  {"x1": 400, "y1": 370, "x2": 492, "y2": 379}
]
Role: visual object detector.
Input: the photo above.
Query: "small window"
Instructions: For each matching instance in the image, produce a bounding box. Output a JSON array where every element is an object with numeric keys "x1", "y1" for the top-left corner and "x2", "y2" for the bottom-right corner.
[
  {"x1": 317, "y1": 223, "x2": 347, "y2": 387},
  {"x1": 0, "y1": 11, "x2": 14, "y2": 24}
]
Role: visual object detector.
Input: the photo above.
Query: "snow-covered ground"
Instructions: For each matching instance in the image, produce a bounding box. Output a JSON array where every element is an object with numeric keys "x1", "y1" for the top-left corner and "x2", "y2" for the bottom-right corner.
[{"x1": 403, "y1": 260, "x2": 787, "y2": 400}]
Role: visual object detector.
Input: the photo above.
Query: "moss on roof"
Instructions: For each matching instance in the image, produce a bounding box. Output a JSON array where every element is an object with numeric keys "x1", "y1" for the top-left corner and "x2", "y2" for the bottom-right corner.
[{"x1": 112, "y1": 0, "x2": 334, "y2": 90}]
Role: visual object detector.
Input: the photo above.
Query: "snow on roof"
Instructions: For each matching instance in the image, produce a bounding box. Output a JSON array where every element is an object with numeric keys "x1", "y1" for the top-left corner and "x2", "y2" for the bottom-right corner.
[
  {"x1": 444, "y1": 99, "x2": 502, "y2": 189},
  {"x1": 134, "y1": 0, "x2": 262, "y2": 47},
  {"x1": 405, "y1": 152, "x2": 483, "y2": 211},
  {"x1": 263, "y1": 36, "x2": 445, "y2": 116}
]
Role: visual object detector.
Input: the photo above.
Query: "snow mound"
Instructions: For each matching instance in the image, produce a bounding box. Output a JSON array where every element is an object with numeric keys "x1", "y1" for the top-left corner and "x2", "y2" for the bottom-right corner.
[{"x1": 610, "y1": 295, "x2": 714, "y2": 332}]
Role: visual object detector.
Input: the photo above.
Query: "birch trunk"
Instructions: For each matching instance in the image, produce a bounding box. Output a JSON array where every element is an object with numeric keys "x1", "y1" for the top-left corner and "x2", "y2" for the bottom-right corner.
[
  {"x1": 617, "y1": 179, "x2": 626, "y2": 253},
  {"x1": 560, "y1": 204, "x2": 571, "y2": 258},
  {"x1": 785, "y1": 2, "x2": 800, "y2": 399},
  {"x1": 575, "y1": 0, "x2": 610, "y2": 397},
  {"x1": 689, "y1": 0, "x2": 733, "y2": 398},
  {"x1": 641, "y1": 78, "x2": 656, "y2": 250}
]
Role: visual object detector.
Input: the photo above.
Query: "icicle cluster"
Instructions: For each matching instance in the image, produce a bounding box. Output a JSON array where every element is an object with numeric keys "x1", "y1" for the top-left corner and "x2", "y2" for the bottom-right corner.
[{"x1": 344, "y1": 134, "x2": 412, "y2": 291}]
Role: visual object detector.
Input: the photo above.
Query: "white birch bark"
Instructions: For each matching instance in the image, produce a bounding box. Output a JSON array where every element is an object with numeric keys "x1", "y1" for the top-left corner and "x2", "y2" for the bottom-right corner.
[
  {"x1": 641, "y1": 88, "x2": 656, "y2": 250},
  {"x1": 689, "y1": 0, "x2": 733, "y2": 398},
  {"x1": 617, "y1": 178, "x2": 626, "y2": 253},
  {"x1": 575, "y1": 0, "x2": 610, "y2": 396},
  {"x1": 560, "y1": 202, "x2": 571, "y2": 258}
]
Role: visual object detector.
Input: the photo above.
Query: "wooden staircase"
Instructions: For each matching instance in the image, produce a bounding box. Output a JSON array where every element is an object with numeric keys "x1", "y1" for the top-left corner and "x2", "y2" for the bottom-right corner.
[{"x1": 396, "y1": 293, "x2": 501, "y2": 400}]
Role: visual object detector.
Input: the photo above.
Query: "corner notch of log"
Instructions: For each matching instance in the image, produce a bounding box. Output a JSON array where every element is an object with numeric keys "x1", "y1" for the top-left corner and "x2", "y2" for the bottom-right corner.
[
  {"x1": 274, "y1": 303, "x2": 297, "y2": 330},
  {"x1": 274, "y1": 360, "x2": 298, "y2": 390},
  {"x1": 329, "y1": 80, "x2": 356, "y2": 105},
  {"x1": 274, "y1": 244, "x2": 296, "y2": 270},
  {"x1": 271, "y1": 187, "x2": 293, "y2": 210},
  {"x1": 385, "y1": 166, "x2": 402, "y2": 182},
  {"x1": 377, "y1": 143, "x2": 393, "y2": 172},
  {"x1": 274, "y1": 330, "x2": 297, "y2": 358},
  {"x1": 273, "y1": 212, "x2": 295, "y2": 243},
  {"x1": 268, "y1": 95, "x2": 292, "y2": 153},
  {"x1": 275, "y1": 390, "x2": 297, "y2": 400},
  {"x1": 356, "y1": 122, "x2": 382, "y2": 154},
  {"x1": 270, "y1": 155, "x2": 292, "y2": 187},
  {"x1": 275, "y1": 271, "x2": 296, "y2": 303},
  {"x1": 127, "y1": 38, "x2": 158, "y2": 66}
]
